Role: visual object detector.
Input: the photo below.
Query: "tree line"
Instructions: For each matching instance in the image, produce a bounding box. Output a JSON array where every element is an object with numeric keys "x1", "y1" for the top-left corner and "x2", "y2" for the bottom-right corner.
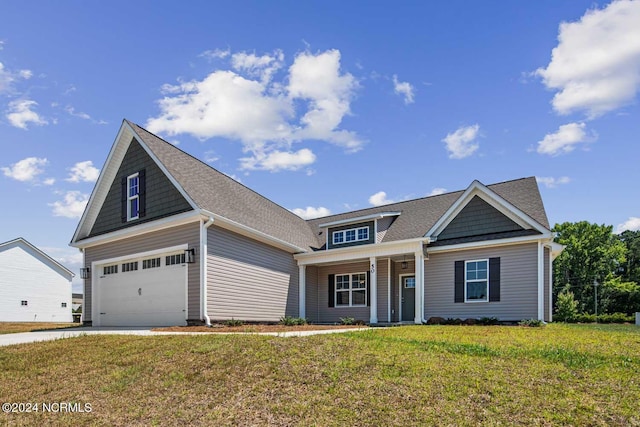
[{"x1": 552, "y1": 221, "x2": 640, "y2": 318}]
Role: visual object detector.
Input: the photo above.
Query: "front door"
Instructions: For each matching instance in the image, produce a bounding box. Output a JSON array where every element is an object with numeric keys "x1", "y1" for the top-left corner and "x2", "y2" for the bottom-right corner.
[{"x1": 401, "y1": 275, "x2": 415, "y2": 321}]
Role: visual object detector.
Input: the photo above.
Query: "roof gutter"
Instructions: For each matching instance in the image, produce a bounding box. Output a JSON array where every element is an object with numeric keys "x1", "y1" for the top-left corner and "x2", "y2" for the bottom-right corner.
[
  {"x1": 200, "y1": 209, "x2": 308, "y2": 254},
  {"x1": 201, "y1": 216, "x2": 215, "y2": 326}
]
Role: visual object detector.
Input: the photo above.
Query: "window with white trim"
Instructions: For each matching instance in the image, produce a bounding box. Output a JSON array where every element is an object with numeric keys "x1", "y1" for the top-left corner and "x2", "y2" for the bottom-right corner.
[
  {"x1": 127, "y1": 173, "x2": 140, "y2": 221},
  {"x1": 142, "y1": 258, "x2": 161, "y2": 269},
  {"x1": 465, "y1": 259, "x2": 488, "y2": 302},
  {"x1": 335, "y1": 273, "x2": 367, "y2": 307},
  {"x1": 21, "y1": 300, "x2": 28, "y2": 306},
  {"x1": 166, "y1": 254, "x2": 186, "y2": 266},
  {"x1": 332, "y1": 226, "x2": 369, "y2": 245},
  {"x1": 61, "y1": 302, "x2": 67, "y2": 308},
  {"x1": 122, "y1": 261, "x2": 138, "y2": 272},
  {"x1": 103, "y1": 265, "x2": 118, "y2": 275}
]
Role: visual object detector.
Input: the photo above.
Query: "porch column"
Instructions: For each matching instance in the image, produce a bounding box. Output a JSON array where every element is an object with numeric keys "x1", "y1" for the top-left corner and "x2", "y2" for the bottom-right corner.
[
  {"x1": 299, "y1": 265, "x2": 306, "y2": 319},
  {"x1": 369, "y1": 257, "x2": 378, "y2": 324},
  {"x1": 414, "y1": 250, "x2": 424, "y2": 324}
]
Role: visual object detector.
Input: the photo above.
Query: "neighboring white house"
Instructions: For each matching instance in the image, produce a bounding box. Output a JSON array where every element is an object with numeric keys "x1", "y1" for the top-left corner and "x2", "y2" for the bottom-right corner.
[{"x1": 0, "y1": 238, "x2": 74, "y2": 322}]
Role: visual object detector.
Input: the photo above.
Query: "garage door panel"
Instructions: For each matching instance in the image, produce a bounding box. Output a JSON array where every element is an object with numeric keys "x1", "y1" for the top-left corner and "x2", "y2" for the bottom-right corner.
[{"x1": 96, "y1": 254, "x2": 187, "y2": 327}]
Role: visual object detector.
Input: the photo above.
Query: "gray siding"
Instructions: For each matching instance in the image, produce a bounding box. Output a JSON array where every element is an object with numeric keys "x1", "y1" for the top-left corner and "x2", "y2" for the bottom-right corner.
[
  {"x1": 544, "y1": 247, "x2": 550, "y2": 322},
  {"x1": 316, "y1": 261, "x2": 370, "y2": 323},
  {"x1": 305, "y1": 266, "x2": 319, "y2": 322},
  {"x1": 90, "y1": 139, "x2": 193, "y2": 237},
  {"x1": 437, "y1": 195, "x2": 523, "y2": 241},
  {"x1": 327, "y1": 221, "x2": 375, "y2": 250},
  {"x1": 424, "y1": 243, "x2": 539, "y2": 321},
  {"x1": 207, "y1": 226, "x2": 298, "y2": 321},
  {"x1": 376, "y1": 259, "x2": 390, "y2": 322},
  {"x1": 376, "y1": 217, "x2": 395, "y2": 243},
  {"x1": 83, "y1": 222, "x2": 200, "y2": 322}
]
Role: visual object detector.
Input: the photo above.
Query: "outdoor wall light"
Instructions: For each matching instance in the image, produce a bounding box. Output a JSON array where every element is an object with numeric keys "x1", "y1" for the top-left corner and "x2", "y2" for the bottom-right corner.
[
  {"x1": 80, "y1": 267, "x2": 91, "y2": 279},
  {"x1": 184, "y1": 248, "x2": 196, "y2": 264}
]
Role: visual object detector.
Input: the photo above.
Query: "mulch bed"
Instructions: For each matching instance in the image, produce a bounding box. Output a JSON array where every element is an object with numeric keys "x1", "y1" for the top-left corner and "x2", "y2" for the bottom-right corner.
[{"x1": 153, "y1": 324, "x2": 367, "y2": 333}]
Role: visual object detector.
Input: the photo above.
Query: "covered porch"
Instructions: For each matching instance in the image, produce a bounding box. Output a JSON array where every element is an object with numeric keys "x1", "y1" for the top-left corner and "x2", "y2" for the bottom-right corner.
[{"x1": 294, "y1": 238, "x2": 430, "y2": 324}]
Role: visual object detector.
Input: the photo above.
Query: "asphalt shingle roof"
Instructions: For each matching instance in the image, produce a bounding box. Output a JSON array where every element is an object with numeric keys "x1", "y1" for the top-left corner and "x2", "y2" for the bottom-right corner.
[{"x1": 128, "y1": 120, "x2": 550, "y2": 252}]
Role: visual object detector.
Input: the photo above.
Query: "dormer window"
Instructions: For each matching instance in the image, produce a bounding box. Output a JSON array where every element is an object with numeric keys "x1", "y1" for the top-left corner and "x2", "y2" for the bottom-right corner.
[
  {"x1": 127, "y1": 173, "x2": 140, "y2": 221},
  {"x1": 333, "y1": 226, "x2": 369, "y2": 245}
]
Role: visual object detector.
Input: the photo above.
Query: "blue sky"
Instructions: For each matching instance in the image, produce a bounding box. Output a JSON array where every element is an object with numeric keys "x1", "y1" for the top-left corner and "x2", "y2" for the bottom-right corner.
[{"x1": 1, "y1": 0, "x2": 639, "y2": 292}]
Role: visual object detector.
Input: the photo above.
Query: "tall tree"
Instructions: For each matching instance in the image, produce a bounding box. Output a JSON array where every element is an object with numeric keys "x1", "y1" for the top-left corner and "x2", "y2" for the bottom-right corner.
[
  {"x1": 619, "y1": 230, "x2": 640, "y2": 284},
  {"x1": 552, "y1": 221, "x2": 627, "y2": 314}
]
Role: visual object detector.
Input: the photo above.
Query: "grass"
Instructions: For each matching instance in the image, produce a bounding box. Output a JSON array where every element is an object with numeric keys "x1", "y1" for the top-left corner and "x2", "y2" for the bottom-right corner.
[
  {"x1": 0, "y1": 322, "x2": 78, "y2": 335},
  {"x1": 0, "y1": 324, "x2": 639, "y2": 426}
]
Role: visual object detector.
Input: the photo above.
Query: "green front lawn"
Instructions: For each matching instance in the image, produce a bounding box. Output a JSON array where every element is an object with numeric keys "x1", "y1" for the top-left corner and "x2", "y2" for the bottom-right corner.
[
  {"x1": 0, "y1": 324, "x2": 638, "y2": 426},
  {"x1": 0, "y1": 322, "x2": 78, "y2": 335}
]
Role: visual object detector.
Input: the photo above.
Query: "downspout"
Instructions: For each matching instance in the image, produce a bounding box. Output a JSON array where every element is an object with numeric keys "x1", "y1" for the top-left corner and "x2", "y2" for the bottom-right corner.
[
  {"x1": 421, "y1": 236, "x2": 434, "y2": 324},
  {"x1": 201, "y1": 217, "x2": 215, "y2": 326}
]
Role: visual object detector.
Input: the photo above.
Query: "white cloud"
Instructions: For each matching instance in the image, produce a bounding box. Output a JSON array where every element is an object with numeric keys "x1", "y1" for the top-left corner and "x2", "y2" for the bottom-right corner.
[
  {"x1": 200, "y1": 48, "x2": 230, "y2": 60},
  {"x1": 535, "y1": 0, "x2": 640, "y2": 118},
  {"x1": 287, "y1": 49, "x2": 362, "y2": 152},
  {"x1": 65, "y1": 106, "x2": 91, "y2": 120},
  {"x1": 231, "y1": 50, "x2": 283, "y2": 82},
  {"x1": 1, "y1": 157, "x2": 48, "y2": 182},
  {"x1": 240, "y1": 148, "x2": 316, "y2": 172},
  {"x1": 617, "y1": 217, "x2": 640, "y2": 233},
  {"x1": 536, "y1": 176, "x2": 571, "y2": 188},
  {"x1": 0, "y1": 62, "x2": 32, "y2": 94},
  {"x1": 427, "y1": 187, "x2": 447, "y2": 196},
  {"x1": 6, "y1": 99, "x2": 48, "y2": 129},
  {"x1": 204, "y1": 150, "x2": 219, "y2": 163},
  {"x1": 369, "y1": 191, "x2": 396, "y2": 207},
  {"x1": 536, "y1": 122, "x2": 596, "y2": 156},
  {"x1": 147, "y1": 49, "x2": 362, "y2": 172},
  {"x1": 43, "y1": 178, "x2": 55, "y2": 186},
  {"x1": 50, "y1": 191, "x2": 89, "y2": 219},
  {"x1": 291, "y1": 206, "x2": 331, "y2": 219},
  {"x1": 442, "y1": 124, "x2": 480, "y2": 159},
  {"x1": 392, "y1": 74, "x2": 415, "y2": 104},
  {"x1": 66, "y1": 160, "x2": 100, "y2": 183},
  {"x1": 0, "y1": 40, "x2": 4, "y2": 50}
]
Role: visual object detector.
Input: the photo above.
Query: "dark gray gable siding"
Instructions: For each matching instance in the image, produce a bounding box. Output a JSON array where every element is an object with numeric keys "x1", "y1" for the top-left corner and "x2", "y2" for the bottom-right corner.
[
  {"x1": 327, "y1": 221, "x2": 375, "y2": 250},
  {"x1": 89, "y1": 139, "x2": 193, "y2": 237},
  {"x1": 437, "y1": 195, "x2": 523, "y2": 241}
]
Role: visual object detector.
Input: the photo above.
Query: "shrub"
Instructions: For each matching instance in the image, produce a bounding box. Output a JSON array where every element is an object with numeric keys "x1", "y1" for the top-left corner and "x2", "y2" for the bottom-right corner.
[
  {"x1": 598, "y1": 312, "x2": 633, "y2": 323},
  {"x1": 519, "y1": 318, "x2": 544, "y2": 327},
  {"x1": 442, "y1": 318, "x2": 463, "y2": 325},
  {"x1": 224, "y1": 318, "x2": 244, "y2": 327},
  {"x1": 478, "y1": 317, "x2": 499, "y2": 326},
  {"x1": 280, "y1": 316, "x2": 307, "y2": 326},
  {"x1": 555, "y1": 288, "x2": 579, "y2": 322},
  {"x1": 340, "y1": 317, "x2": 355, "y2": 325},
  {"x1": 573, "y1": 313, "x2": 596, "y2": 323}
]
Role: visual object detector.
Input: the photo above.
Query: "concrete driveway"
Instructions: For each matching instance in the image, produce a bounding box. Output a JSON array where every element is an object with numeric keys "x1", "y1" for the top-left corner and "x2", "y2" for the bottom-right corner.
[{"x1": 0, "y1": 326, "x2": 369, "y2": 347}]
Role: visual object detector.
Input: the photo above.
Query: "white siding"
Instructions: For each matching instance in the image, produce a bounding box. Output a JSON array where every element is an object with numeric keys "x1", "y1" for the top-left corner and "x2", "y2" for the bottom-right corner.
[
  {"x1": 0, "y1": 243, "x2": 72, "y2": 322},
  {"x1": 207, "y1": 226, "x2": 298, "y2": 322},
  {"x1": 425, "y1": 243, "x2": 539, "y2": 321}
]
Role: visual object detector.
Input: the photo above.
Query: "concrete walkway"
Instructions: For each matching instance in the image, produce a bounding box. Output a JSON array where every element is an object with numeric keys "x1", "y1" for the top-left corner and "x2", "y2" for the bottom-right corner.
[{"x1": 0, "y1": 327, "x2": 370, "y2": 347}]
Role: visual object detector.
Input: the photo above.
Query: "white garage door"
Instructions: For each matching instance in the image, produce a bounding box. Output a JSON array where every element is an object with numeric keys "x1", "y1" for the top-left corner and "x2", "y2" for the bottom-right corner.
[{"x1": 96, "y1": 251, "x2": 187, "y2": 327}]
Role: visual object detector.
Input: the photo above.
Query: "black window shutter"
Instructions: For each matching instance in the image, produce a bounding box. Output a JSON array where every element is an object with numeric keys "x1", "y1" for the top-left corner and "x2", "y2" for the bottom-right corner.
[
  {"x1": 138, "y1": 169, "x2": 147, "y2": 218},
  {"x1": 454, "y1": 260, "x2": 464, "y2": 303},
  {"x1": 328, "y1": 274, "x2": 335, "y2": 308},
  {"x1": 489, "y1": 257, "x2": 501, "y2": 302},
  {"x1": 366, "y1": 271, "x2": 371, "y2": 306},
  {"x1": 120, "y1": 176, "x2": 127, "y2": 223}
]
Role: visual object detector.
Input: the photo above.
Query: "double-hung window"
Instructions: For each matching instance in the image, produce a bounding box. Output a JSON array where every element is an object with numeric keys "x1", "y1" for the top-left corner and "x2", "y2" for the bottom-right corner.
[
  {"x1": 335, "y1": 273, "x2": 367, "y2": 307},
  {"x1": 465, "y1": 259, "x2": 488, "y2": 302},
  {"x1": 127, "y1": 173, "x2": 139, "y2": 221}
]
